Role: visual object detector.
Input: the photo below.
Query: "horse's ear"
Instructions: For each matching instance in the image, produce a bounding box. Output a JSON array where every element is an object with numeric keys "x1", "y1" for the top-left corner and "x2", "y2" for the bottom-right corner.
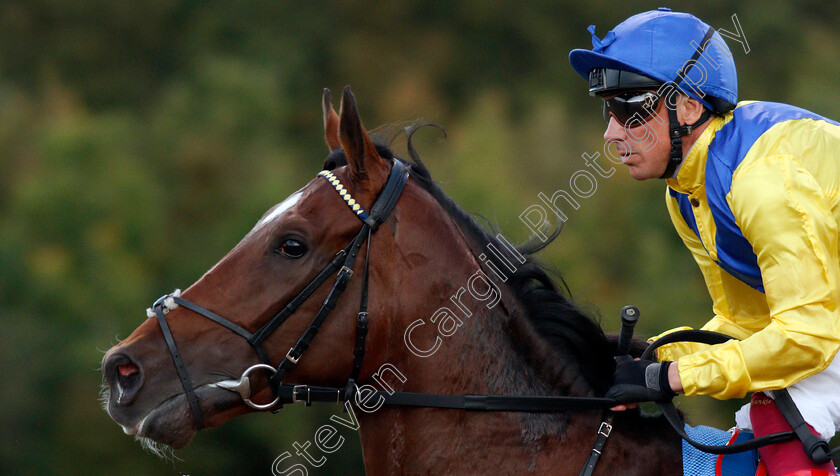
[
  {"x1": 338, "y1": 86, "x2": 388, "y2": 187},
  {"x1": 323, "y1": 88, "x2": 341, "y2": 151}
]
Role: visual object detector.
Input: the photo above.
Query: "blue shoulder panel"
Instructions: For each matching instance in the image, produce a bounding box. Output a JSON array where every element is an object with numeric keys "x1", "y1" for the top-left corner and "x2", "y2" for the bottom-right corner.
[{"x1": 703, "y1": 102, "x2": 837, "y2": 292}]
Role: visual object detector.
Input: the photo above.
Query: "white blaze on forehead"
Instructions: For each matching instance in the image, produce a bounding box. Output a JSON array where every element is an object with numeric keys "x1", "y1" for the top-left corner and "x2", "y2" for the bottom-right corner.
[{"x1": 256, "y1": 191, "x2": 303, "y2": 229}]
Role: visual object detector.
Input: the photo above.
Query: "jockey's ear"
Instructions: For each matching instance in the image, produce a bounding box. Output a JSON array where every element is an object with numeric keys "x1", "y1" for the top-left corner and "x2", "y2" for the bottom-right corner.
[
  {"x1": 322, "y1": 88, "x2": 341, "y2": 152},
  {"x1": 679, "y1": 95, "x2": 707, "y2": 126},
  {"x1": 338, "y1": 86, "x2": 389, "y2": 192}
]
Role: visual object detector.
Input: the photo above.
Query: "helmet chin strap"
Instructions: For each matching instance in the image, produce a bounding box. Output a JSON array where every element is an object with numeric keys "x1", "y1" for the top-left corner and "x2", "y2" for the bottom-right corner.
[
  {"x1": 659, "y1": 25, "x2": 716, "y2": 180},
  {"x1": 660, "y1": 106, "x2": 711, "y2": 179}
]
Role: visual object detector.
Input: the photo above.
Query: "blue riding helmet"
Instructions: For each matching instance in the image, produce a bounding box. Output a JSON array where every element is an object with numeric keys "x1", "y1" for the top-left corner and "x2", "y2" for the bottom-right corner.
[{"x1": 569, "y1": 8, "x2": 737, "y2": 114}]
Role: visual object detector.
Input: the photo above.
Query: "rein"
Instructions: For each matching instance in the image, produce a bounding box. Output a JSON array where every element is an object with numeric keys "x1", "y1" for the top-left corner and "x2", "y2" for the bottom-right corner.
[{"x1": 642, "y1": 329, "x2": 837, "y2": 464}]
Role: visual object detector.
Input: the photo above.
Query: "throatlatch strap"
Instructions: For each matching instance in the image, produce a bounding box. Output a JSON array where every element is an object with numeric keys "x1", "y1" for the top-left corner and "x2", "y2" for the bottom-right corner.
[{"x1": 351, "y1": 230, "x2": 372, "y2": 382}]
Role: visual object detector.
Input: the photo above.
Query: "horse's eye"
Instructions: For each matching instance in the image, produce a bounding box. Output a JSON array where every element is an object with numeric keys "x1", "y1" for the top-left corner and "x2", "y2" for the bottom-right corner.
[{"x1": 275, "y1": 238, "x2": 308, "y2": 259}]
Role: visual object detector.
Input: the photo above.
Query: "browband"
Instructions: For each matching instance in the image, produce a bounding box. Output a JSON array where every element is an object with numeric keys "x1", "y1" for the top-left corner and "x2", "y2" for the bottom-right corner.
[{"x1": 317, "y1": 159, "x2": 409, "y2": 229}]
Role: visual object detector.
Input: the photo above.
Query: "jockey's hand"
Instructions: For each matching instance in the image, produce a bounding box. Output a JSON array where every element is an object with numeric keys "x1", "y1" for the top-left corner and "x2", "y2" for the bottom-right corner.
[{"x1": 606, "y1": 358, "x2": 676, "y2": 407}]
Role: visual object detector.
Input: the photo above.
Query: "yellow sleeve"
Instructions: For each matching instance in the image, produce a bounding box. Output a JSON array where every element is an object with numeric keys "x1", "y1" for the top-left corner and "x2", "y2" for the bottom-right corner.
[{"x1": 678, "y1": 154, "x2": 840, "y2": 399}]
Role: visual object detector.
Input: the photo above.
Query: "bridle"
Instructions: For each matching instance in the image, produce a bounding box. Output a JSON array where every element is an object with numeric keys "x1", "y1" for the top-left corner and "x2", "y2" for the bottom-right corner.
[
  {"x1": 147, "y1": 157, "x2": 624, "y2": 475},
  {"x1": 147, "y1": 157, "x2": 635, "y2": 476},
  {"x1": 147, "y1": 157, "x2": 834, "y2": 475},
  {"x1": 149, "y1": 159, "x2": 410, "y2": 429}
]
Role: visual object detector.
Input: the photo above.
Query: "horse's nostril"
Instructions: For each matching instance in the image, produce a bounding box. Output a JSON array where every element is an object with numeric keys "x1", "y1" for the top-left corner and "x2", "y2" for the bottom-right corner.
[
  {"x1": 118, "y1": 362, "x2": 139, "y2": 377},
  {"x1": 117, "y1": 367, "x2": 142, "y2": 402},
  {"x1": 105, "y1": 353, "x2": 144, "y2": 406}
]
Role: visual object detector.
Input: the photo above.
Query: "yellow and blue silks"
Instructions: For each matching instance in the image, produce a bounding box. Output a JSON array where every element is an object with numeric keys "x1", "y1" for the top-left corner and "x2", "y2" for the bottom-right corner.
[{"x1": 654, "y1": 101, "x2": 840, "y2": 400}]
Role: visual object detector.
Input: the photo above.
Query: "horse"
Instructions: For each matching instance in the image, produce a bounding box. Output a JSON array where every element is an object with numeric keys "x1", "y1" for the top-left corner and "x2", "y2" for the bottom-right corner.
[{"x1": 101, "y1": 86, "x2": 683, "y2": 475}]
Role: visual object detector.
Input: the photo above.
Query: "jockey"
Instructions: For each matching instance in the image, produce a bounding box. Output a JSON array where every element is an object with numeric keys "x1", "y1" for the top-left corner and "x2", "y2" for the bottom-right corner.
[{"x1": 569, "y1": 8, "x2": 840, "y2": 476}]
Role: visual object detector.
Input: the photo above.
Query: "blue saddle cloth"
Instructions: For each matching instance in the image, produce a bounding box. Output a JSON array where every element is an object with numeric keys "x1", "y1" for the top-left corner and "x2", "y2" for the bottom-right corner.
[{"x1": 683, "y1": 425, "x2": 760, "y2": 476}]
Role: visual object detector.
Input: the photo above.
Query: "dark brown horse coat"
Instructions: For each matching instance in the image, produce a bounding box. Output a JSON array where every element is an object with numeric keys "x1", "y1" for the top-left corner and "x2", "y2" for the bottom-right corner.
[{"x1": 103, "y1": 87, "x2": 682, "y2": 475}]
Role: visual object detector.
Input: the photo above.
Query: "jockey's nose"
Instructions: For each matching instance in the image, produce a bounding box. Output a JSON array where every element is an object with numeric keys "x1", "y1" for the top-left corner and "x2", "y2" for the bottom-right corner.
[
  {"x1": 603, "y1": 114, "x2": 626, "y2": 143},
  {"x1": 103, "y1": 351, "x2": 144, "y2": 406}
]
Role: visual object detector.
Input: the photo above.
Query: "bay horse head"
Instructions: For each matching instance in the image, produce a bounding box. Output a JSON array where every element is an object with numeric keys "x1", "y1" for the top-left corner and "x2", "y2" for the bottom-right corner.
[
  {"x1": 102, "y1": 87, "x2": 681, "y2": 473},
  {"x1": 101, "y1": 86, "x2": 414, "y2": 447}
]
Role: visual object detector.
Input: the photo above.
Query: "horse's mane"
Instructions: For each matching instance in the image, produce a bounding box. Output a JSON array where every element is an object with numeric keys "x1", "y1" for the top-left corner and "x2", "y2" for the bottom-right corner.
[{"x1": 322, "y1": 126, "x2": 616, "y2": 395}]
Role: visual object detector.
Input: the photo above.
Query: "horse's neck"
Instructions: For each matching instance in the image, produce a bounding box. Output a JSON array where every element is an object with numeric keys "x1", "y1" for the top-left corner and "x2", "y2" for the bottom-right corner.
[
  {"x1": 355, "y1": 302, "x2": 683, "y2": 475},
  {"x1": 355, "y1": 303, "x2": 603, "y2": 474}
]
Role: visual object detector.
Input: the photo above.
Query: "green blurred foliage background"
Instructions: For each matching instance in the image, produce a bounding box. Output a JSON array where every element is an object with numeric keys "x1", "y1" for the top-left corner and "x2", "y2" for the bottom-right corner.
[{"x1": 2, "y1": 1, "x2": 839, "y2": 474}]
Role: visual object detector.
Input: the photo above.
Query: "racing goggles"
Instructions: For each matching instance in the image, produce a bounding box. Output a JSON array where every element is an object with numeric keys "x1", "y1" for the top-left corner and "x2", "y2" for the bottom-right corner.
[{"x1": 602, "y1": 91, "x2": 662, "y2": 125}]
